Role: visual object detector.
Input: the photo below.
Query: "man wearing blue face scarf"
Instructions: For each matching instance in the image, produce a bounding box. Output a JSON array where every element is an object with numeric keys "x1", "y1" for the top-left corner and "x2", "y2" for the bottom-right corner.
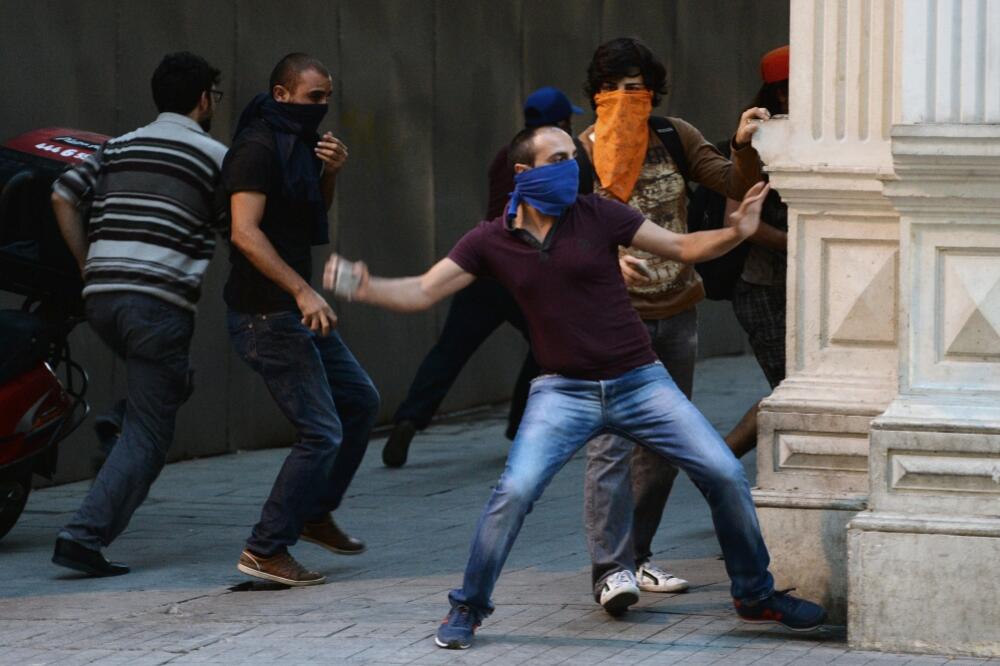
[
  {"x1": 222, "y1": 53, "x2": 379, "y2": 587},
  {"x1": 381, "y1": 87, "x2": 592, "y2": 469},
  {"x1": 324, "y1": 125, "x2": 826, "y2": 649}
]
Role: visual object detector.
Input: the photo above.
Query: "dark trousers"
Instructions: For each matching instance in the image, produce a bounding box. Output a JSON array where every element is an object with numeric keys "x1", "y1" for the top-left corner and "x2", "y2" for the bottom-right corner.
[
  {"x1": 227, "y1": 310, "x2": 380, "y2": 557},
  {"x1": 61, "y1": 292, "x2": 194, "y2": 551},
  {"x1": 732, "y1": 279, "x2": 786, "y2": 389},
  {"x1": 585, "y1": 308, "x2": 698, "y2": 596},
  {"x1": 394, "y1": 279, "x2": 539, "y2": 438}
]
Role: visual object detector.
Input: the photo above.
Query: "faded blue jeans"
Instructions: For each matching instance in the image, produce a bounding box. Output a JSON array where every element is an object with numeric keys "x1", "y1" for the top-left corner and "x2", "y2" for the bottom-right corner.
[
  {"x1": 448, "y1": 362, "x2": 773, "y2": 621},
  {"x1": 227, "y1": 310, "x2": 380, "y2": 557},
  {"x1": 61, "y1": 292, "x2": 194, "y2": 551}
]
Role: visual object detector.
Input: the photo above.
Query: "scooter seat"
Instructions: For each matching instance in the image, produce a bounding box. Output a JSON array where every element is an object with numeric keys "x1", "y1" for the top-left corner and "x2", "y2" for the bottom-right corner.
[{"x1": 0, "y1": 310, "x2": 50, "y2": 384}]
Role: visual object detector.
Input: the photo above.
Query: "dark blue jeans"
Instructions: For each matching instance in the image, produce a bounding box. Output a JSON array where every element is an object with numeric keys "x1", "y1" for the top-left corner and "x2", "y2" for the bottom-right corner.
[
  {"x1": 61, "y1": 292, "x2": 194, "y2": 551},
  {"x1": 394, "y1": 279, "x2": 539, "y2": 438},
  {"x1": 227, "y1": 310, "x2": 379, "y2": 557},
  {"x1": 449, "y1": 362, "x2": 773, "y2": 621}
]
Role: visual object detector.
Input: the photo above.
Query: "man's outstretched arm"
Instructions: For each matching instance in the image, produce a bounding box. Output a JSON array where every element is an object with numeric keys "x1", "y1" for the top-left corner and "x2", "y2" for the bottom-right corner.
[
  {"x1": 324, "y1": 256, "x2": 475, "y2": 313},
  {"x1": 630, "y1": 181, "x2": 770, "y2": 265}
]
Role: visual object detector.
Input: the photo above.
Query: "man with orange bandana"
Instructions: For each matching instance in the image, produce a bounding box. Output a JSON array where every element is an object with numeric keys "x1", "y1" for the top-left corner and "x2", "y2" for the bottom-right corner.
[{"x1": 577, "y1": 37, "x2": 771, "y2": 607}]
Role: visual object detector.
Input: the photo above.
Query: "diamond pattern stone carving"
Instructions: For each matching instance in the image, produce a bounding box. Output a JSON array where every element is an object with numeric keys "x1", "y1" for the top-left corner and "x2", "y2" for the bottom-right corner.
[
  {"x1": 943, "y1": 253, "x2": 1000, "y2": 358},
  {"x1": 824, "y1": 241, "x2": 898, "y2": 345}
]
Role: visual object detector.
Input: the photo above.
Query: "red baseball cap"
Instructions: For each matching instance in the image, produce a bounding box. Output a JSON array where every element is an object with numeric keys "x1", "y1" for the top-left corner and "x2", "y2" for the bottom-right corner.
[{"x1": 761, "y1": 45, "x2": 789, "y2": 84}]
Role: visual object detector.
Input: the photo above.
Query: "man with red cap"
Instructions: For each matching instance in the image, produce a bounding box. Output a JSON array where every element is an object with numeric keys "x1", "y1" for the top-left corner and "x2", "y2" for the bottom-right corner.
[{"x1": 724, "y1": 44, "x2": 792, "y2": 458}]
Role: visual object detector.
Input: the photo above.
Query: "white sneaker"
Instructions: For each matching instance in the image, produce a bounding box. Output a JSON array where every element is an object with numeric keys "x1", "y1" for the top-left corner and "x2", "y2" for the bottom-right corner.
[
  {"x1": 599, "y1": 570, "x2": 640, "y2": 616},
  {"x1": 637, "y1": 562, "x2": 689, "y2": 593}
]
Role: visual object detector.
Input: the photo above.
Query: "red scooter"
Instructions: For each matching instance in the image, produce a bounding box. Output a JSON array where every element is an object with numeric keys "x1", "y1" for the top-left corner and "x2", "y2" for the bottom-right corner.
[{"x1": 0, "y1": 127, "x2": 107, "y2": 540}]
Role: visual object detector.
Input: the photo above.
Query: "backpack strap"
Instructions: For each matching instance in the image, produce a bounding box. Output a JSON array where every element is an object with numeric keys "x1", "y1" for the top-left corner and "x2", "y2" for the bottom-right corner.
[
  {"x1": 648, "y1": 116, "x2": 691, "y2": 187},
  {"x1": 571, "y1": 136, "x2": 595, "y2": 195}
]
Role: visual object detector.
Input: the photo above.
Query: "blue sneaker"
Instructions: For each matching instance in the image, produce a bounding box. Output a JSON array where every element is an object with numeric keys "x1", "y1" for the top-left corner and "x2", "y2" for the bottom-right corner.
[
  {"x1": 435, "y1": 605, "x2": 479, "y2": 649},
  {"x1": 734, "y1": 589, "x2": 827, "y2": 631}
]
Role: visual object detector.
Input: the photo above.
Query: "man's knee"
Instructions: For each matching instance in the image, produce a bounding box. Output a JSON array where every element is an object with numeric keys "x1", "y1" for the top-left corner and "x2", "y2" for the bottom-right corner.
[
  {"x1": 705, "y1": 454, "x2": 747, "y2": 488},
  {"x1": 359, "y1": 381, "x2": 381, "y2": 418},
  {"x1": 495, "y1": 471, "x2": 545, "y2": 512}
]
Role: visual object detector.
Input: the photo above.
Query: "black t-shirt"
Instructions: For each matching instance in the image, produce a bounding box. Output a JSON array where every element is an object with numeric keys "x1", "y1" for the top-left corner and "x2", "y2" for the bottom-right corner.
[{"x1": 221, "y1": 118, "x2": 321, "y2": 313}]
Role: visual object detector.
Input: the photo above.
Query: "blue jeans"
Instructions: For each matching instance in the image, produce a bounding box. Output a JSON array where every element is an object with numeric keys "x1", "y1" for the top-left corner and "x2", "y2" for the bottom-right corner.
[
  {"x1": 585, "y1": 308, "x2": 696, "y2": 596},
  {"x1": 61, "y1": 292, "x2": 194, "y2": 551},
  {"x1": 448, "y1": 362, "x2": 773, "y2": 620},
  {"x1": 227, "y1": 310, "x2": 379, "y2": 557}
]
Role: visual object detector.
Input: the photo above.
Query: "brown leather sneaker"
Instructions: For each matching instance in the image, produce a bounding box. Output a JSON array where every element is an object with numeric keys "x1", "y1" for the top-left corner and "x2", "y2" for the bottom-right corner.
[
  {"x1": 301, "y1": 515, "x2": 366, "y2": 555},
  {"x1": 236, "y1": 549, "x2": 325, "y2": 586}
]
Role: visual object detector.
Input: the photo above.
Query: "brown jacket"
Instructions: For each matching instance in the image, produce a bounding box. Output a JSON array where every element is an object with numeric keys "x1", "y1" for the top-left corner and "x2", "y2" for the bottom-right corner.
[{"x1": 579, "y1": 117, "x2": 762, "y2": 319}]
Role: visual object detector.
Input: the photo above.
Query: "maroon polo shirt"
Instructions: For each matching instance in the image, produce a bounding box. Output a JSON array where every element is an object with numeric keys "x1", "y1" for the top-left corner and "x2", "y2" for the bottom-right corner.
[{"x1": 448, "y1": 194, "x2": 656, "y2": 380}]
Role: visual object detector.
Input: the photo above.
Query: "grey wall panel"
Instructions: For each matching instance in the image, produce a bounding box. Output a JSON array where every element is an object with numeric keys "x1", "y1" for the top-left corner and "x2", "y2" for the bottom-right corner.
[
  {"x1": 432, "y1": 0, "x2": 521, "y2": 254},
  {"x1": 333, "y1": 1, "x2": 439, "y2": 420},
  {"x1": 668, "y1": 0, "x2": 790, "y2": 145},
  {"x1": 0, "y1": 0, "x2": 119, "y2": 137},
  {"x1": 114, "y1": 1, "x2": 239, "y2": 137},
  {"x1": 598, "y1": 2, "x2": 675, "y2": 66},
  {"x1": 522, "y1": 0, "x2": 601, "y2": 113},
  {"x1": 429, "y1": 1, "x2": 525, "y2": 414}
]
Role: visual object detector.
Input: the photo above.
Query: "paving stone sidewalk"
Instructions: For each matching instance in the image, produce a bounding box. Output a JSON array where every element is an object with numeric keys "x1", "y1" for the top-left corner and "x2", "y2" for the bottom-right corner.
[{"x1": 0, "y1": 356, "x2": 992, "y2": 665}]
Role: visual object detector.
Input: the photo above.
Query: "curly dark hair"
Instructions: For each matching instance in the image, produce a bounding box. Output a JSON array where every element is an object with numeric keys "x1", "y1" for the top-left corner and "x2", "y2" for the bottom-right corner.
[
  {"x1": 151, "y1": 52, "x2": 220, "y2": 114},
  {"x1": 584, "y1": 37, "x2": 668, "y2": 109}
]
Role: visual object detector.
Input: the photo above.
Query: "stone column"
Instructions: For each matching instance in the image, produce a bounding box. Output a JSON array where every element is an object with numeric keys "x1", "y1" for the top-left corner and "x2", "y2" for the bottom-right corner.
[
  {"x1": 751, "y1": 0, "x2": 900, "y2": 623},
  {"x1": 847, "y1": 0, "x2": 1000, "y2": 656}
]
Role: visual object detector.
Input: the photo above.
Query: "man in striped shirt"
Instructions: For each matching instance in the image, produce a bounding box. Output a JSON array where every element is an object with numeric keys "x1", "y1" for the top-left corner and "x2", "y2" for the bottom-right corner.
[{"x1": 50, "y1": 51, "x2": 228, "y2": 577}]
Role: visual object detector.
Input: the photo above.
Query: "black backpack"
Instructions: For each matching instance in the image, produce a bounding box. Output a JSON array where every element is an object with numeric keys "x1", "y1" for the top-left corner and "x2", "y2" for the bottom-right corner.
[{"x1": 648, "y1": 118, "x2": 749, "y2": 300}]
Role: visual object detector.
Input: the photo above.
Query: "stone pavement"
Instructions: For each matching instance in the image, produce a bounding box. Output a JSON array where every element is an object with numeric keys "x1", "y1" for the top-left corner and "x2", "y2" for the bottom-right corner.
[{"x1": 0, "y1": 355, "x2": 993, "y2": 665}]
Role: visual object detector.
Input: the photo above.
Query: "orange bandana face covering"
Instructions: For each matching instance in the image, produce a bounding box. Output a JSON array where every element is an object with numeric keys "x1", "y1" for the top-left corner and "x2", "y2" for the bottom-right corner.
[{"x1": 593, "y1": 89, "x2": 653, "y2": 202}]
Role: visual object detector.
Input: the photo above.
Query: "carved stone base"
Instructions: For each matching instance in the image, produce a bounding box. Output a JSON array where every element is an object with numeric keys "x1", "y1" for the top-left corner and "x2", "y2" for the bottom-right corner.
[
  {"x1": 847, "y1": 512, "x2": 1000, "y2": 657},
  {"x1": 847, "y1": 401, "x2": 1000, "y2": 657},
  {"x1": 753, "y1": 394, "x2": 889, "y2": 624},
  {"x1": 754, "y1": 491, "x2": 866, "y2": 624}
]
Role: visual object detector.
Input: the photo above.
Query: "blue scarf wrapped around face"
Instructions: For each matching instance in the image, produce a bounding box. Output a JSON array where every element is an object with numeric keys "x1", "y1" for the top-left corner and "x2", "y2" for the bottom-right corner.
[
  {"x1": 506, "y1": 159, "x2": 580, "y2": 219},
  {"x1": 235, "y1": 93, "x2": 330, "y2": 244}
]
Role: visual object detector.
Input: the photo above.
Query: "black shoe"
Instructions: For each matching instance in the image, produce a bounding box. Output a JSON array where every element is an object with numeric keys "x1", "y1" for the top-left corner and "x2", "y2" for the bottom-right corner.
[
  {"x1": 382, "y1": 420, "x2": 417, "y2": 468},
  {"x1": 734, "y1": 589, "x2": 827, "y2": 631},
  {"x1": 52, "y1": 537, "x2": 129, "y2": 577}
]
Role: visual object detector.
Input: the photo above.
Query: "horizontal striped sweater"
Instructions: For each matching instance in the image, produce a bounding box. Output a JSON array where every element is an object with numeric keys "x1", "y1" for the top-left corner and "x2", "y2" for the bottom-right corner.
[{"x1": 52, "y1": 112, "x2": 228, "y2": 312}]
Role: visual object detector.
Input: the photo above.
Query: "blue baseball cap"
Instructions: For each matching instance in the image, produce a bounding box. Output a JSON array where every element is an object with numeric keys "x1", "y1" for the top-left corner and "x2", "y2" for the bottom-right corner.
[{"x1": 523, "y1": 86, "x2": 584, "y2": 127}]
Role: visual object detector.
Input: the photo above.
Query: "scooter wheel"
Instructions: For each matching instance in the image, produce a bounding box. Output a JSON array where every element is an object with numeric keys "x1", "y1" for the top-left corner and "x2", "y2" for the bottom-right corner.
[{"x1": 0, "y1": 463, "x2": 33, "y2": 541}]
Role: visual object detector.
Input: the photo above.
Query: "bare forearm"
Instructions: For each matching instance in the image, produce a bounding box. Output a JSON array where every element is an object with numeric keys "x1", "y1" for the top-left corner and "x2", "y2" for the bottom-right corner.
[
  {"x1": 360, "y1": 275, "x2": 437, "y2": 313},
  {"x1": 676, "y1": 227, "x2": 744, "y2": 264},
  {"x1": 232, "y1": 226, "x2": 311, "y2": 298},
  {"x1": 52, "y1": 194, "x2": 88, "y2": 272}
]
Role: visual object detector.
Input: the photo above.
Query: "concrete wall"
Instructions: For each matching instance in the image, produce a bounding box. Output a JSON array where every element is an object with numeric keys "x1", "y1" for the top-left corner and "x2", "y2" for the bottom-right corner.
[{"x1": 0, "y1": 0, "x2": 788, "y2": 483}]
